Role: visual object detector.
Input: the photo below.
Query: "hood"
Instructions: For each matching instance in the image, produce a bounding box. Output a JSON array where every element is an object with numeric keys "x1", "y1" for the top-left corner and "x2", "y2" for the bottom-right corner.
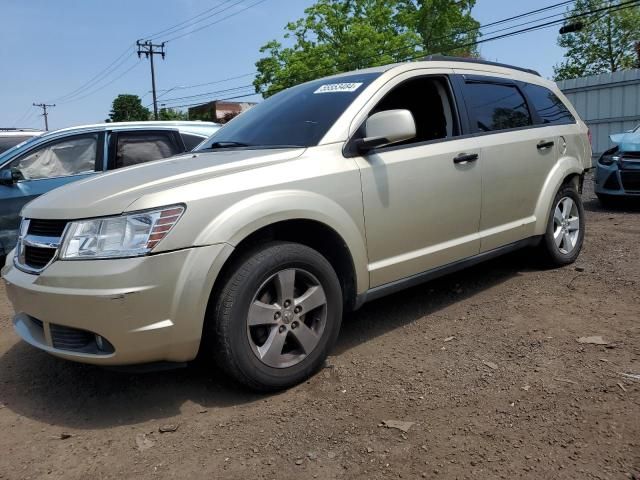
[
  {"x1": 22, "y1": 148, "x2": 305, "y2": 219},
  {"x1": 610, "y1": 130, "x2": 640, "y2": 152}
]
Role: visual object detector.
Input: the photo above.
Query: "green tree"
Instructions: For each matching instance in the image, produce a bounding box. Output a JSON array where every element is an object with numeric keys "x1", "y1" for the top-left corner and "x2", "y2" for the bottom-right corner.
[
  {"x1": 108, "y1": 94, "x2": 151, "y2": 122},
  {"x1": 159, "y1": 107, "x2": 188, "y2": 121},
  {"x1": 554, "y1": 0, "x2": 640, "y2": 80},
  {"x1": 397, "y1": 0, "x2": 479, "y2": 56},
  {"x1": 254, "y1": 0, "x2": 479, "y2": 97}
]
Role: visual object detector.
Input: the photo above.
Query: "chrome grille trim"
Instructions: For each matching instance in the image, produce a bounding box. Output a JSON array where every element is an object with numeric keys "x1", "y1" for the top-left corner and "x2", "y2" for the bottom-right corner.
[{"x1": 14, "y1": 218, "x2": 69, "y2": 275}]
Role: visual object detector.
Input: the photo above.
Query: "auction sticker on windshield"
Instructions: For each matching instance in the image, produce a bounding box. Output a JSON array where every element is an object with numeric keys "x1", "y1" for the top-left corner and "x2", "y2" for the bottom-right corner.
[{"x1": 314, "y1": 82, "x2": 363, "y2": 94}]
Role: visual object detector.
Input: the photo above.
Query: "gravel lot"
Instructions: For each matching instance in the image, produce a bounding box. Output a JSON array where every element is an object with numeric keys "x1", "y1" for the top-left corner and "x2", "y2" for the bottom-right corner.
[{"x1": 0, "y1": 175, "x2": 638, "y2": 480}]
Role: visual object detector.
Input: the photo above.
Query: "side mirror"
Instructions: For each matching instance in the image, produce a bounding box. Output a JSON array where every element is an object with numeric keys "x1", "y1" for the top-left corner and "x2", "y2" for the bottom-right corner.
[
  {"x1": 0, "y1": 168, "x2": 24, "y2": 186},
  {"x1": 356, "y1": 109, "x2": 416, "y2": 153}
]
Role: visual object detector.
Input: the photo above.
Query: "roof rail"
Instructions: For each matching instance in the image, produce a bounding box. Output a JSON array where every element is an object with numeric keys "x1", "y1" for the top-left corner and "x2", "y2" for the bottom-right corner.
[
  {"x1": 0, "y1": 127, "x2": 42, "y2": 132},
  {"x1": 418, "y1": 55, "x2": 541, "y2": 77}
]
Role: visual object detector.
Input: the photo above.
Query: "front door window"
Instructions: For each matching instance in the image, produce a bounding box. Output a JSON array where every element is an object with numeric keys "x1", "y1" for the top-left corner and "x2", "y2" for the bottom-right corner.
[{"x1": 10, "y1": 135, "x2": 98, "y2": 180}]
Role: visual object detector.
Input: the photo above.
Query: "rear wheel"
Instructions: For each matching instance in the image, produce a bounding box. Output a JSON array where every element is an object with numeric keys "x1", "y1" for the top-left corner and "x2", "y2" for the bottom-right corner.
[
  {"x1": 209, "y1": 242, "x2": 343, "y2": 391},
  {"x1": 540, "y1": 184, "x2": 585, "y2": 266}
]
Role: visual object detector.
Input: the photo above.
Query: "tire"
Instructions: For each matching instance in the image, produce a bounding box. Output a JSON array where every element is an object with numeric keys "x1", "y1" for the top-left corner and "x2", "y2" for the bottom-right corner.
[
  {"x1": 540, "y1": 184, "x2": 585, "y2": 266},
  {"x1": 208, "y1": 241, "x2": 343, "y2": 391}
]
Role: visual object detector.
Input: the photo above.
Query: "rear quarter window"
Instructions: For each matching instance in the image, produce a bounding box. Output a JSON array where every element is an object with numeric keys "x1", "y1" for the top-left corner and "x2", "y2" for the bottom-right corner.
[
  {"x1": 464, "y1": 82, "x2": 532, "y2": 133},
  {"x1": 522, "y1": 83, "x2": 576, "y2": 125},
  {"x1": 181, "y1": 133, "x2": 206, "y2": 151}
]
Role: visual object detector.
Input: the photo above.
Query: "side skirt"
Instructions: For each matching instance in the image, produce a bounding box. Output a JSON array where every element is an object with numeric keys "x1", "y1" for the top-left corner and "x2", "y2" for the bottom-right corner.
[{"x1": 354, "y1": 236, "x2": 542, "y2": 309}]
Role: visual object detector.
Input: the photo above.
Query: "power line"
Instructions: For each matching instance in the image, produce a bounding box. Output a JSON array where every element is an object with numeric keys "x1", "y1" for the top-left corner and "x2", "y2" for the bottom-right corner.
[
  {"x1": 41, "y1": 0, "x2": 261, "y2": 107},
  {"x1": 168, "y1": 91, "x2": 261, "y2": 109},
  {"x1": 57, "y1": 61, "x2": 142, "y2": 104},
  {"x1": 12, "y1": 105, "x2": 35, "y2": 127},
  {"x1": 159, "y1": 0, "x2": 583, "y2": 105},
  {"x1": 50, "y1": 44, "x2": 135, "y2": 103},
  {"x1": 158, "y1": 83, "x2": 256, "y2": 104},
  {"x1": 252, "y1": 0, "x2": 640, "y2": 97},
  {"x1": 145, "y1": 0, "x2": 242, "y2": 41},
  {"x1": 159, "y1": 72, "x2": 255, "y2": 93},
  {"x1": 157, "y1": 0, "x2": 580, "y2": 99},
  {"x1": 459, "y1": 0, "x2": 640, "y2": 50},
  {"x1": 164, "y1": 0, "x2": 269, "y2": 43},
  {"x1": 474, "y1": 0, "x2": 576, "y2": 31}
]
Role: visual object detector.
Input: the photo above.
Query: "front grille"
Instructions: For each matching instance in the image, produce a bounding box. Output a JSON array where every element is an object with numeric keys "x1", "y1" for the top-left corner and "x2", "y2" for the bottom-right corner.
[
  {"x1": 622, "y1": 151, "x2": 640, "y2": 160},
  {"x1": 27, "y1": 219, "x2": 67, "y2": 237},
  {"x1": 621, "y1": 171, "x2": 640, "y2": 192},
  {"x1": 24, "y1": 246, "x2": 56, "y2": 269}
]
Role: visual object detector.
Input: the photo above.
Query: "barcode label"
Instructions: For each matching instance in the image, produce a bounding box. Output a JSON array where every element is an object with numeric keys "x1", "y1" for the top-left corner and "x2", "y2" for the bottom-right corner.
[{"x1": 313, "y1": 82, "x2": 363, "y2": 94}]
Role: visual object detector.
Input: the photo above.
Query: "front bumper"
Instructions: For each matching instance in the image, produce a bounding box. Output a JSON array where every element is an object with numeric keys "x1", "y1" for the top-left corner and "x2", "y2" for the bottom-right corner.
[
  {"x1": 2, "y1": 243, "x2": 232, "y2": 366},
  {"x1": 594, "y1": 159, "x2": 640, "y2": 197}
]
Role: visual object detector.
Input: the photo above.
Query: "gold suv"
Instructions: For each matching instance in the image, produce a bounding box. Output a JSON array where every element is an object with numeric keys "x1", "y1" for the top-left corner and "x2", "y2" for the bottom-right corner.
[{"x1": 3, "y1": 58, "x2": 591, "y2": 391}]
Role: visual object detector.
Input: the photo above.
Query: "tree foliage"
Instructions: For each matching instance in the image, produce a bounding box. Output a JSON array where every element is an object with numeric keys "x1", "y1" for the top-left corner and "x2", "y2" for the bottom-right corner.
[
  {"x1": 554, "y1": 0, "x2": 640, "y2": 80},
  {"x1": 254, "y1": 0, "x2": 479, "y2": 97},
  {"x1": 108, "y1": 94, "x2": 151, "y2": 122},
  {"x1": 158, "y1": 107, "x2": 188, "y2": 121}
]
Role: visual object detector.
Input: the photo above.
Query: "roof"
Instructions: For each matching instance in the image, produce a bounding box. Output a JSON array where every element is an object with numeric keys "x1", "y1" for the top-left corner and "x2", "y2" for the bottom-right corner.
[
  {"x1": 325, "y1": 56, "x2": 546, "y2": 84},
  {"x1": 0, "y1": 128, "x2": 42, "y2": 132},
  {"x1": 0, "y1": 130, "x2": 42, "y2": 137},
  {"x1": 36, "y1": 120, "x2": 221, "y2": 141}
]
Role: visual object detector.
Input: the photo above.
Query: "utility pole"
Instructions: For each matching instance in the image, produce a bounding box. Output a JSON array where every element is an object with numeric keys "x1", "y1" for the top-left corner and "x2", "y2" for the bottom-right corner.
[
  {"x1": 33, "y1": 103, "x2": 55, "y2": 131},
  {"x1": 136, "y1": 40, "x2": 166, "y2": 120}
]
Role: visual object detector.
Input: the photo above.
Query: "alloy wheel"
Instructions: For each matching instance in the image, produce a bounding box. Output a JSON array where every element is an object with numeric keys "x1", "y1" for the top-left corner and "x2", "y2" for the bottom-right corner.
[
  {"x1": 553, "y1": 196, "x2": 580, "y2": 255},
  {"x1": 246, "y1": 268, "x2": 327, "y2": 368}
]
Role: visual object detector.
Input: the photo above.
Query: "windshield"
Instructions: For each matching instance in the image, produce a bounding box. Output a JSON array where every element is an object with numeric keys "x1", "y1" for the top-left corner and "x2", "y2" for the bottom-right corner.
[
  {"x1": 197, "y1": 72, "x2": 381, "y2": 150},
  {"x1": 0, "y1": 134, "x2": 44, "y2": 165}
]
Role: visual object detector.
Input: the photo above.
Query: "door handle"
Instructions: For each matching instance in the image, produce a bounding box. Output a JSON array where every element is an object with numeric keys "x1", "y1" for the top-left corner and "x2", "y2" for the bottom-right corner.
[
  {"x1": 453, "y1": 153, "x2": 479, "y2": 164},
  {"x1": 537, "y1": 140, "x2": 555, "y2": 150}
]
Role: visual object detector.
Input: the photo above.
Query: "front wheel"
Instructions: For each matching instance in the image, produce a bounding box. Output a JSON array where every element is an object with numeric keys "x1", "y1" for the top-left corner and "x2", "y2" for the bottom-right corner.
[
  {"x1": 539, "y1": 184, "x2": 585, "y2": 266},
  {"x1": 208, "y1": 242, "x2": 343, "y2": 391}
]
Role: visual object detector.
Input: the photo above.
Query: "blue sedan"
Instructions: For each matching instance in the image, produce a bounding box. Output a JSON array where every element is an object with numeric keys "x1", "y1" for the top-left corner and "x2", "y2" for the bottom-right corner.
[
  {"x1": 0, "y1": 121, "x2": 219, "y2": 261},
  {"x1": 595, "y1": 125, "x2": 640, "y2": 204}
]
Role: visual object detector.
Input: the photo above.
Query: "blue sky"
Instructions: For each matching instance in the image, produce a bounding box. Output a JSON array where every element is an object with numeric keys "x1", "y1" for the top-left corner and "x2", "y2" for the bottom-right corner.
[{"x1": 0, "y1": 0, "x2": 568, "y2": 130}]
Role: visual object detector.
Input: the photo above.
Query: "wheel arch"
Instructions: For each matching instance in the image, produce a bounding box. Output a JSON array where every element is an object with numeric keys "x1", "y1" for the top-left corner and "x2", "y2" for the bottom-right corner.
[
  {"x1": 533, "y1": 156, "x2": 584, "y2": 235},
  {"x1": 197, "y1": 190, "x2": 369, "y2": 309}
]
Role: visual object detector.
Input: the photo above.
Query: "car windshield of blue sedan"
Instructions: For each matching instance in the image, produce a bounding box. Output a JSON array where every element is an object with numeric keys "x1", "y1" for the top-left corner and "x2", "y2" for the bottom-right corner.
[
  {"x1": 0, "y1": 135, "x2": 43, "y2": 165},
  {"x1": 197, "y1": 72, "x2": 381, "y2": 150}
]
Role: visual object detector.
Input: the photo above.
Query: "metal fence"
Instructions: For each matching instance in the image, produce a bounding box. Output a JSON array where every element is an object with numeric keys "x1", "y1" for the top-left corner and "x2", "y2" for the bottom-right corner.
[{"x1": 557, "y1": 69, "x2": 640, "y2": 160}]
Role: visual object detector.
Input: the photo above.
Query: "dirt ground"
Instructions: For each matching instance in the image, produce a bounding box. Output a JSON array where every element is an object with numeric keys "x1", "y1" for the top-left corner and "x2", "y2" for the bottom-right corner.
[{"x1": 0, "y1": 175, "x2": 638, "y2": 480}]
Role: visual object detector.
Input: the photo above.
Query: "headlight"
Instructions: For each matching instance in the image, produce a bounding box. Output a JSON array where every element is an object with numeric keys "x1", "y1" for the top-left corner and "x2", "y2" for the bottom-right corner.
[{"x1": 59, "y1": 205, "x2": 184, "y2": 260}]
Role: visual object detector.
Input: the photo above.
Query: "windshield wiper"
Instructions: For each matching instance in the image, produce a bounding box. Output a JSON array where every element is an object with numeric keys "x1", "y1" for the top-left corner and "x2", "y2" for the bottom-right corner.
[
  {"x1": 201, "y1": 142, "x2": 307, "y2": 151},
  {"x1": 203, "y1": 141, "x2": 252, "y2": 150}
]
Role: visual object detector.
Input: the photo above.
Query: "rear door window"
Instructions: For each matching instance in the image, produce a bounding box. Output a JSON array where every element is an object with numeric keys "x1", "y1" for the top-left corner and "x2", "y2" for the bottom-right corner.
[
  {"x1": 522, "y1": 83, "x2": 575, "y2": 125},
  {"x1": 464, "y1": 82, "x2": 532, "y2": 133},
  {"x1": 114, "y1": 131, "x2": 181, "y2": 169}
]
